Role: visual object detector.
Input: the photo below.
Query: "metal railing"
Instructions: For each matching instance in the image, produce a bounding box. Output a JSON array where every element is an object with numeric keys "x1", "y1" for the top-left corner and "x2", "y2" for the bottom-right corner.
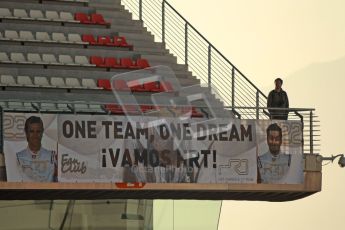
[
  {"x1": 0, "y1": 100, "x2": 320, "y2": 154},
  {"x1": 120, "y1": 0, "x2": 320, "y2": 153},
  {"x1": 121, "y1": 0, "x2": 268, "y2": 117}
]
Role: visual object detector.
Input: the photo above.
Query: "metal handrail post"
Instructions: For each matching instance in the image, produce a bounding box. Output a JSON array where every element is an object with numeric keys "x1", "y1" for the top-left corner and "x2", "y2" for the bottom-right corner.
[
  {"x1": 0, "y1": 106, "x2": 2, "y2": 153},
  {"x1": 138, "y1": 0, "x2": 142, "y2": 21},
  {"x1": 231, "y1": 67, "x2": 235, "y2": 107},
  {"x1": 184, "y1": 22, "x2": 188, "y2": 66},
  {"x1": 208, "y1": 44, "x2": 212, "y2": 88},
  {"x1": 256, "y1": 90, "x2": 259, "y2": 119},
  {"x1": 162, "y1": 0, "x2": 166, "y2": 45},
  {"x1": 310, "y1": 110, "x2": 313, "y2": 154}
]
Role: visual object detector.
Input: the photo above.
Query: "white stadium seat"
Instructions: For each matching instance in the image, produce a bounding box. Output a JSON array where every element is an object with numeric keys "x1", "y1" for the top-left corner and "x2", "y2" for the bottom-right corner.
[
  {"x1": 8, "y1": 101, "x2": 25, "y2": 110},
  {"x1": 10, "y1": 52, "x2": 30, "y2": 63},
  {"x1": 13, "y1": 9, "x2": 30, "y2": 19},
  {"x1": 19, "y1": 31, "x2": 35, "y2": 41},
  {"x1": 68, "y1": 33, "x2": 83, "y2": 43},
  {"x1": 75, "y1": 55, "x2": 91, "y2": 66},
  {"x1": 45, "y1": 10, "x2": 60, "y2": 21},
  {"x1": 50, "y1": 77, "x2": 66, "y2": 87},
  {"x1": 0, "y1": 52, "x2": 11, "y2": 62},
  {"x1": 4, "y1": 30, "x2": 19, "y2": 40},
  {"x1": 60, "y1": 12, "x2": 74, "y2": 21},
  {"x1": 36, "y1": 32, "x2": 52, "y2": 42},
  {"x1": 58, "y1": 54, "x2": 74, "y2": 65},
  {"x1": 27, "y1": 53, "x2": 43, "y2": 64},
  {"x1": 17, "y1": 75, "x2": 34, "y2": 87},
  {"x1": 66, "y1": 77, "x2": 82, "y2": 88},
  {"x1": 34, "y1": 76, "x2": 50, "y2": 87},
  {"x1": 42, "y1": 54, "x2": 59, "y2": 64},
  {"x1": 81, "y1": 78, "x2": 97, "y2": 88},
  {"x1": 0, "y1": 75, "x2": 16, "y2": 85},
  {"x1": 29, "y1": 10, "x2": 45, "y2": 20},
  {"x1": 0, "y1": 8, "x2": 13, "y2": 18},
  {"x1": 40, "y1": 102, "x2": 58, "y2": 111},
  {"x1": 52, "y1": 32, "x2": 67, "y2": 42}
]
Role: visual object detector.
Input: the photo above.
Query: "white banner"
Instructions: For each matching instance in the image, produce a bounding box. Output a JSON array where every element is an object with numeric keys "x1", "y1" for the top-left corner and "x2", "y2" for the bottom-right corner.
[{"x1": 3, "y1": 113, "x2": 303, "y2": 184}]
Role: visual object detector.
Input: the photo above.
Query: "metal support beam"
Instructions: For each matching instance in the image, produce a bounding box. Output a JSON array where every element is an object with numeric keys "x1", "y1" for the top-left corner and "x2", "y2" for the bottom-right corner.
[
  {"x1": 184, "y1": 22, "x2": 188, "y2": 66},
  {"x1": 139, "y1": 0, "x2": 142, "y2": 21},
  {"x1": 256, "y1": 90, "x2": 259, "y2": 119},
  {"x1": 162, "y1": 0, "x2": 166, "y2": 44},
  {"x1": 208, "y1": 45, "x2": 212, "y2": 88},
  {"x1": 310, "y1": 111, "x2": 313, "y2": 154},
  {"x1": 231, "y1": 67, "x2": 235, "y2": 107}
]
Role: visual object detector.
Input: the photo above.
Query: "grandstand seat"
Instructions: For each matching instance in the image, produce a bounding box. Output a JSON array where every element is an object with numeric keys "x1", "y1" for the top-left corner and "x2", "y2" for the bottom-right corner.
[
  {"x1": 4, "y1": 30, "x2": 20, "y2": 40},
  {"x1": 66, "y1": 77, "x2": 82, "y2": 88},
  {"x1": 128, "y1": 80, "x2": 145, "y2": 92},
  {"x1": 104, "y1": 104, "x2": 123, "y2": 114},
  {"x1": 97, "y1": 79, "x2": 111, "y2": 90},
  {"x1": 191, "y1": 107, "x2": 203, "y2": 118},
  {"x1": 68, "y1": 33, "x2": 83, "y2": 43},
  {"x1": 58, "y1": 54, "x2": 75, "y2": 65},
  {"x1": 75, "y1": 55, "x2": 93, "y2": 66},
  {"x1": 123, "y1": 105, "x2": 140, "y2": 114},
  {"x1": 136, "y1": 58, "x2": 150, "y2": 68},
  {"x1": 42, "y1": 54, "x2": 59, "y2": 64},
  {"x1": 36, "y1": 32, "x2": 52, "y2": 42},
  {"x1": 28, "y1": 53, "x2": 44, "y2": 64},
  {"x1": 113, "y1": 36, "x2": 133, "y2": 49},
  {"x1": 45, "y1": 10, "x2": 60, "y2": 21},
  {"x1": 140, "y1": 105, "x2": 153, "y2": 113},
  {"x1": 0, "y1": 52, "x2": 11, "y2": 63},
  {"x1": 50, "y1": 77, "x2": 66, "y2": 87},
  {"x1": 104, "y1": 57, "x2": 121, "y2": 68},
  {"x1": 8, "y1": 101, "x2": 26, "y2": 111},
  {"x1": 60, "y1": 11, "x2": 75, "y2": 22},
  {"x1": 113, "y1": 79, "x2": 130, "y2": 91},
  {"x1": 143, "y1": 81, "x2": 160, "y2": 92},
  {"x1": 39, "y1": 102, "x2": 58, "y2": 111},
  {"x1": 81, "y1": 78, "x2": 98, "y2": 89},
  {"x1": 0, "y1": 101, "x2": 8, "y2": 109},
  {"x1": 97, "y1": 35, "x2": 113, "y2": 46},
  {"x1": 90, "y1": 13, "x2": 109, "y2": 26},
  {"x1": 120, "y1": 58, "x2": 139, "y2": 69},
  {"x1": 0, "y1": 75, "x2": 16, "y2": 86},
  {"x1": 17, "y1": 75, "x2": 34, "y2": 87},
  {"x1": 88, "y1": 104, "x2": 103, "y2": 113},
  {"x1": 13, "y1": 9, "x2": 30, "y2": 19},
  {"x1": 19, "y1": 31, "x2": 35, "y2": 41},
  {"x1": 29, "y1": 10, "x2": 45, "y2": 20},
  {"x1": 82, "y1": 34, "x2": 97, "y2": 45},
  {"x1": 0, "y1": 8, "x2": 13, "y2": 18},
  {"x1": 57, "y1": 103, "x2": 70, "y2": 111},
  {"x1": 10, "y1": 52, "x2": 30, "y2": 64},
  {"x1": 90, "y1": 56, "x2": 106, "y2": 67},
  {"x1": 34, "y1": 76, "x2": 50, "y2": 87},
  {"x1": 52, "y1": 32, "x2": 68, "y2": 42},
  {"x1": 74, "y1": 12, "x2": 91, "y2": 24},
  {"x1": 74, "y1": 103, "x2": 89, "y2": 111}
]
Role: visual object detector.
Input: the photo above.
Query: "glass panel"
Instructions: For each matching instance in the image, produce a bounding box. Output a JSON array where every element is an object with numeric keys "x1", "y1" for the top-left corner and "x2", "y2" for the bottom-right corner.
[
  {"x1": 0, "y1": 199, "x2": 153, "y2": 230},
  {"x1": 154, "y1": 200, "x2": 222, "y2": 230}
]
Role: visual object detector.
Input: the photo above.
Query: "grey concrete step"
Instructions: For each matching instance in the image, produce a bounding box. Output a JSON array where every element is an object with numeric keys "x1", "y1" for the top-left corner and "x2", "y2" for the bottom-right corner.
[
  {"x1": 0, "y1": 1, "x2": 90, "y2": 14},
  {"x1": 0, "y1": 67, "x2": 199, "y2": 86},
  {"x1": 0, "y1": 43, "x2": 139, "y2": 58}
]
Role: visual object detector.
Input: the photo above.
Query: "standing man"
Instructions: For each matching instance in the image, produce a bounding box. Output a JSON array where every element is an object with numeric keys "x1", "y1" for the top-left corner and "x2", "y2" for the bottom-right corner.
[
  {"x1": 267, "y1": 78, "x2": 289, "y2": 120},
  {"x1": 257, "y1": 123, "x2": 291, "y2": 184},
  {"x1": 16, "y1": 116, "x2": 57, "y2": 182}
]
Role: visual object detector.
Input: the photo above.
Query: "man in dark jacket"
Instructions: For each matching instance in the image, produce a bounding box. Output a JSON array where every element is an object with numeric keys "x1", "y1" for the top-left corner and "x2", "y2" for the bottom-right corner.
[{"x1": 267, "y1": 78, "x2": 289, "y2": 120}]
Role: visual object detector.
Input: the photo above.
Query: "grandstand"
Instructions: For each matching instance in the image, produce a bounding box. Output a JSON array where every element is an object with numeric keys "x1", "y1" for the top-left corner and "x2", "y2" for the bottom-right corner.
[{"x1": 0, "y1": 0, "x2": 322, "y2": 229}]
